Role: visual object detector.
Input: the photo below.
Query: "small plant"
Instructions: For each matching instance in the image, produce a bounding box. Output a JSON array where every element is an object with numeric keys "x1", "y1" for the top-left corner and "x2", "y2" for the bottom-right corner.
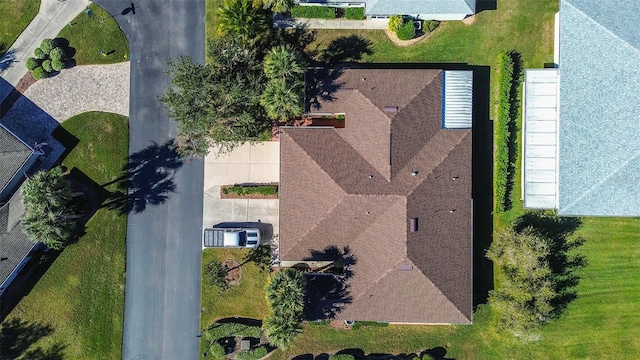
[
  {"x1": 52, "y1": 59, "x2": 65, "y2": 71},
  {"x1": 32, "y1": 66, "x2": 47, "y2": 80},
  {"x1": 396, "y1": 20, "x2": 416, "y2": 40},
  {"x1": 25, "y1": 57, "x2": 39, "y2": 71},
  {"x1": 50, "y1": 47, "x2": 66, "y2": 61},
  {"x1": 290, "y1": 5, "x2": 336, "y2": 19},
  {"x1": 388, "y1": 15, "x2": 403, "y2": 32},
  {"x1": 34, "y1": 47, "x2": 46, "y2": 59},
  {"x1": 42, "y1": 59, "x2": 53, "y2": 72},
  {"x1": 40, "y1": 38, "x2": 55, "y2": 55},
  {"x1": 345, "y1": 7, "x2": 365, "y2": 20},
  {"x1": 424, "y1": 19, "x2": 440, "y2": 32}
]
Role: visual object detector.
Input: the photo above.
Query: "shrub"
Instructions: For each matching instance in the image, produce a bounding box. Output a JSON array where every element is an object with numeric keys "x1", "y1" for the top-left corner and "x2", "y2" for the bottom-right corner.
[
  {"x1": 388, "y1": 15, "x2": 403, "y2": 32},
  {"x1": 237, "y1": 345, "x2": 269, "y2": 360},
  {"x1": 330, "y1": 355, "x2": 355, "y2": 360},
  {"x1": 424, "y1": 19, "x2": 440, "y2": 32},
  {"x1": 345, "y1": 7, "x2": 365, "y2": 20},
  {"x1": 206, "y1": 322, "x2": 262, "y2": 341},
  {"x1": 40, "y1": 38, "x2": 55, "y2": 55},
  {"x1": 206, "y1": 342, "x2": 225, "y2": 358},
  {"x1": 34, "y1": 47, "x2": 46, "y2": 59},
  {"x1": 222, "y1": 184, "x2": 278, "y2": 196},
  {"x1": 32, "y1": 66, "x2": 48, "y2": 80},
  {"x1": 290, "y1": 5, "x2": 335, "y2": 19},
  {"x1": 25, "y1": 57, "x2": 39, "y2": 71},
  {"x1": 50, "y1": 47, "x2": 66, "y2": 61},
  {"x1": 51, "y1": 59, "x2": 65, "y2": 71},
  {"x1": 495, "y1": 51, "x2": 522, "y2": 212},
  {"x1": 42, "y1": 59, "x2": 53, "y2": 73},
  {"x1": 396, "y1": 21, "x2": 416, "y2": 40},
  {"x1": 204, "y1": 259, "x2": 230, "y2": 292}
]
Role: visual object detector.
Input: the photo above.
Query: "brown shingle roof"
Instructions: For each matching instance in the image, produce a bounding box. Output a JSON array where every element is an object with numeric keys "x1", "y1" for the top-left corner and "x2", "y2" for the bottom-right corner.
[{"x1": 280, "y1": 68, "x2": 472, "y2": 324}]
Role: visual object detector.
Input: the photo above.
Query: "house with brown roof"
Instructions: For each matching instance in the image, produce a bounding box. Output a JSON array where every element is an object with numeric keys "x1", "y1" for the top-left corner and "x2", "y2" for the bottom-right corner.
[{"x1": 278, "y1": 68, "x2": 474, "y2": 324}]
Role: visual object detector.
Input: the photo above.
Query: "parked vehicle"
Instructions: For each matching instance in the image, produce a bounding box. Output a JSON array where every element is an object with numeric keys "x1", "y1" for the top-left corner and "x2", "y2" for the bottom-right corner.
[{"x1": 203, "y1": 228, "x2": 261, "y2": 248}]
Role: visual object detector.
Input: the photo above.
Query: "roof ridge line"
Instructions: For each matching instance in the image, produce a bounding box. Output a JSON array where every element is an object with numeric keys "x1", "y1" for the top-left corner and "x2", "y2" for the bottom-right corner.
[
  {"x1": 562, "y1": 148, "x2": 640, "y2": 213},
  {"x1": 565, "y1": 1, "x2": 640, "y2": 55},
  {"x1": 350, "y1": 257, "x2": 405, "y2": 304},
  {"x1": 397, "y1": 70, "x2": 441, "y2": 114}
]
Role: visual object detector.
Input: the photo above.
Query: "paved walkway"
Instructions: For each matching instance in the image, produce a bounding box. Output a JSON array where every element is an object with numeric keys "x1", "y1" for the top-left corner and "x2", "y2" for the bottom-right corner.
[
  {"x1": 273, "y1": 13, "x2": 389, "y2": 29},
  {"x1": 0, "y1": 0, "x2": 90, "y2": 103},
  {"x1": 21, "y1": 62, "x2": 130, "y2": 122}
]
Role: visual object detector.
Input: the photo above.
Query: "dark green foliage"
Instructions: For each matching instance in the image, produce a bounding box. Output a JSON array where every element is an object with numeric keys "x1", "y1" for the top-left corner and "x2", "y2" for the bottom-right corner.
[
  {"x1": 237, "y1": 345, "x2": 269, "y2": 360},
  {"x1": 31, "y1": 66, "x2": 47, "y2": 80},
  {"x1": 49, "y1": 47, "x2": 66, "y2": 61},
  {"x1": 345, "y1": 7, "x2": 365, "y2": 20},
  {"x1": 388, "y1": 15, "x2": 403, "y2": 32},
  {"x1": 42, "y1": 59, "x2": 52, "y2": 72},
  {"x1": 33, "y1": 47, "x2": 46, "y2": 59},
  {"x1": 217, "y1": 0, "x2": 271, "y2": 46},
  {"x1": 39, "y1": 38, "x2": 55, "y2": 54},
  {"x1": 290, "y1": 5, "x2": 336, "y2": 19},
  {"x1": 51, "y1": 58, "x2": 65, "y2": 71},
  {"x1": 206, "y1": 322, "x2": 262, "y2": 340},
  {"x1": 161, "y1": 37, "x2": 268, "y2": 157},
  {"x1": 330, "y1": 355, "x2": 355, "y2": 360},
  {"x1": 206, "y1": 342, "x2": 225, "y2": 358},
  {"x1": 263, "y1": 269, "x2": 306, "y2": 348},
  {"x1": 223, "y1": 185, "x2": 278, "y2": 196},
  {"x1": 423, "y1": 19, "x2": 440, "y2": 32},
  {"x1": 204, "y1": 259, "x2": 230, "y2": 292},
  {"x1": 263, "y1": 44, "x2": 305, "y2": 80},
  {"x1": 350, "y1": 321, "x2": 389, "y2": 330},
  {"x1": 495, "y1": 51, "x2": 523, "y2": 212},
  {"x1": 260, "y1": 0, "x2": 295, "y2": 14},
  {"x1": 260, "y1": 77, "x2": 304, "y2": 121},
  {"x1": 396, "y1": 21, "x2": 416, "y2": 40},
  {"x1": 25, "y1": 57, "x2": 39, "y2": 71}
]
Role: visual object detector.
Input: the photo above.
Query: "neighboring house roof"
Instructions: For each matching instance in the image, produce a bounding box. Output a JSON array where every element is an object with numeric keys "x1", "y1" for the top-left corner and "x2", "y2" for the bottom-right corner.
[
  {"x1": 366, "y1": 0, "x2": 475, "y2": 16},
  {"x1": 558, "y1": 0, "x2": 640, "y2": 216},
  {"x1": 0, "y1": 189, "x2": 37, "y2": 291},
  {"x1": 0, "y1": 124, "x2": 34, "y2": 200},
  {"x1": 280, "y1": 68, "x2": 472, "y2": 323}
]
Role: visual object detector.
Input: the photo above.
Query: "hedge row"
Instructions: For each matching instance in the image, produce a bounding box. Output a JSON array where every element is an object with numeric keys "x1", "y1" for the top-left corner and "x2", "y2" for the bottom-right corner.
[
  {"x1": 290, "y1": 5, "x2": 335, "y2": 19},
  {"x1": 345, "y1": 7, "x2": 365, "y2": 20},
  {"x1": 495, "y1": 51, "x2": 523, "y2": 212},
  {"x1": 222, "y1": 184, "x2": 278, "y2": 196},
  {"x1": 205, "y1": 322, "x2": 262, "y2": 341}
]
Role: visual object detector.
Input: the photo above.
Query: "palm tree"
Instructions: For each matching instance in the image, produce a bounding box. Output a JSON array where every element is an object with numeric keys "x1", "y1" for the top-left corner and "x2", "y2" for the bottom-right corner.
[
  {"x1": 263, "y1": 44, "x2": 305, "y2": 80},
  {"x1": 263, "y1": 268, "x2": 306, "y2": 348},
  {"x1": 260, "y1": 77, "x2": 304, "y2": 122},
  {"x1": 20, "y1": 166, "x2": 80, "y2": 249},
  {"x1": 255, "y1": 0, "x2": 295, "y2": 14},
  {"x1": 217, "y1": 0, "x2": 271, "y2": 46},
  {"x1": 262, "y1": 313, "x2": 303, "y2": 349}
]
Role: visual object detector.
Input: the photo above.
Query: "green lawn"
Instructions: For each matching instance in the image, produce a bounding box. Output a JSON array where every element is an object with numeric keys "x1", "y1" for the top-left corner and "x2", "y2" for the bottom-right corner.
[
  {"x1": 57, "y1": 3, "x2": 130, "y2": 65},
  {"x1": 0, "y1": 0, "x2": 40, "y2": 57},
  {"x1": 1, "y1": 112, "x2": 128, "y2": 359}
]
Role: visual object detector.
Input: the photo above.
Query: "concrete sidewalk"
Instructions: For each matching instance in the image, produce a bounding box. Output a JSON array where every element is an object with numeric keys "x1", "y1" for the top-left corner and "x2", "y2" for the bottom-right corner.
[
  {"x1": 0, "y1": 0, "x2": 90, "y2": 103},
  {"x1": 273, "y1": 13, "x2": 389, "y2": 29}
]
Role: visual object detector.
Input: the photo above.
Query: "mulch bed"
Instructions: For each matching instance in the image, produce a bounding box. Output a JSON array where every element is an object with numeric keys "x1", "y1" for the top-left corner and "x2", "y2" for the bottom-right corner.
[{"x1": 223, "y1": 259, "x2": 242, "y2": 285}]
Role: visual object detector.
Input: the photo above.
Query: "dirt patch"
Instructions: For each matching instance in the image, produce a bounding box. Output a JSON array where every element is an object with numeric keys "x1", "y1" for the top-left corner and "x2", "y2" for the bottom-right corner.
[
  {"x1": 462, "y1": 15, "x2": 476, "y2": 25},
  {"x1": 384, "y1": 29, "x2": 434, "y2": 47},
  {"x1": 223, "y1": 259, "x2": 242, "y2": 285}
]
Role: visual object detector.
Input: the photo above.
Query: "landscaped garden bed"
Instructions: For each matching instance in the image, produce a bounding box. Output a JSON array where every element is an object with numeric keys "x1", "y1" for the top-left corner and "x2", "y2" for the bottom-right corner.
[
  {"x1": 289, "y1": 5, "x2": 365, "y2": 20},
  {"x1": 220, "y1": 183, "x2": 278, "y2": 199}
]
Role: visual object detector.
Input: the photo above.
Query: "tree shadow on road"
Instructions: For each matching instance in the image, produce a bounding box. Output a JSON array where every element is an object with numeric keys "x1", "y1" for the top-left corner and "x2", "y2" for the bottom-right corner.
[
  {"x1": 102, "y1": 140, "x2": 184, "y2": 214},
  {"x1": 0, "y1": 317, "x2": 66, "y2": 359}
]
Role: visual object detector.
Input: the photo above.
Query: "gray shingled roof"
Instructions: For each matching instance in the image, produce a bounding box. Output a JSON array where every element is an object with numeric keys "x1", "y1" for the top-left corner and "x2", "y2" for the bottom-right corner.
[
  {"x1": 366, "y1": 0, "x2": 475, "y2": 16},
  {"x1": 280, "y1": 68, "x2": 472, "y2": 324},
  {"x1": 558, "y1": 0, "x2": 640, "y2": 216},
  {"x1": 0, "y1": 124, "x2": 33, "y2": 199},
  {"x1": 0, "y1": 190, "x2": 37, "y2": 290}
]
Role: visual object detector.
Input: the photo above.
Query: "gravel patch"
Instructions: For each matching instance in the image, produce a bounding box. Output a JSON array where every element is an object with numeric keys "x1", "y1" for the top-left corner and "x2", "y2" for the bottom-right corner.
[{"x1": 21, "y1": 62, "x2": 130, "y2": 122}]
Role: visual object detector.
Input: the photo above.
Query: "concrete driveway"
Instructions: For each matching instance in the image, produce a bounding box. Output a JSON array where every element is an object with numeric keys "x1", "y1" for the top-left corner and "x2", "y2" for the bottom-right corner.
[{"x1": 203, "y1": 142, "x2": 280, "y2": 241}]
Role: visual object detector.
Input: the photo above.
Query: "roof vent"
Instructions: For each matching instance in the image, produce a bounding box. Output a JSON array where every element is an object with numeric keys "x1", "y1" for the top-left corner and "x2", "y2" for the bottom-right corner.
[
  {"x1": 384, "y1": 106, "x2": 399, "y2": 113},
  {"x1": 398, "y1": 265, "x2": 413, "y2": 271},
  {"x1": 410, "y1": 217, "x2": 418, "y2": 232},
  {"x1": 411, "y1": 171, "x2": 419, "y2": 176}
]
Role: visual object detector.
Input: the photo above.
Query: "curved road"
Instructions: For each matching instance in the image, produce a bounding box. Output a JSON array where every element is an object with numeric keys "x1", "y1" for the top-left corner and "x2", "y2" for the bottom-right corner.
[{"x1": 95, "y1": 1, "x2": 205, "y2": 359}]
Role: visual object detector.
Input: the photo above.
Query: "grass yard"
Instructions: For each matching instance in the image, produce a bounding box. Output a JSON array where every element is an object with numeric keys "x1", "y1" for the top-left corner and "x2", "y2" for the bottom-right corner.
[
  {"x1": 1, "y1": 112, "x2": 128, "y2": 359},
  {"x1": 57, "y1": 3, "x2": 130, "y2": 65},
  {"x1": 0, "y1": 0, "x2": 40, "y2": 57}
]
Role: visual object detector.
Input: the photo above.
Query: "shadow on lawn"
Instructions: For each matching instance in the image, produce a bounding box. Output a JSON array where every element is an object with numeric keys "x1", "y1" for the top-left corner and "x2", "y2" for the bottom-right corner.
[
  {"x1": 303, "y1": 246, "x2": 355, "y2": 320},
  {"x1": 102, "y1": 140, "x2": 183, "y2": 214},
  {"x1": 319, "y1": 35, "x2": 373, "y2": 64},
  {"x1": 293, "y1": 346, "x2": 455, "y2": 360},
  {"x1": 513, "y1": 210, "x2": 587, "y2": 317},
  {"x1": 0, "y1": 318, "x2": 66, "y2": 359}
]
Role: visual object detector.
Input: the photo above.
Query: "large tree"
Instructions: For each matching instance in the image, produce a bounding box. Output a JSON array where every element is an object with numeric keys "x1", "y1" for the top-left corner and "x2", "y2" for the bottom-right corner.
[
  {"x1": 20, "y1": 166, "x2": 80, "y2": 250},
  {"x1": 217, "y1": 0, "x2": 271, "y2": 46},
  {"x1": 263, "y1": 44, "x2": 305, "y2": 80},
  {"x1": 261, "y1": 45, "x2": 305, "y2": 122},
  {"x1": 263, "y1": 268, "x2": 305, "y2": 349},
  {"x1": 161, "y1": 38, "x2": 269, "y2": 157}
]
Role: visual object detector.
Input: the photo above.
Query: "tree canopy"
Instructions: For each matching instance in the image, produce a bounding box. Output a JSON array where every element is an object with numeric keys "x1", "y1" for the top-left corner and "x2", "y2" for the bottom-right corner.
[
  {"x1": 217, "y1": 0, "x2": 271, "y2": 46},
  {"x1": 261, "y1": 45, "x2": 305, "y2": 122},
  {"x1": 263, "y1": 268, "x2": 306, "y2": 349}
]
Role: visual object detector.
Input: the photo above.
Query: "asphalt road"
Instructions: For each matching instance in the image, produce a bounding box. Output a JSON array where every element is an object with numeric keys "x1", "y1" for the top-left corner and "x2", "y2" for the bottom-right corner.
[{"x1": 95, "y1": 1, "x2": 205, "y2": 359}]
